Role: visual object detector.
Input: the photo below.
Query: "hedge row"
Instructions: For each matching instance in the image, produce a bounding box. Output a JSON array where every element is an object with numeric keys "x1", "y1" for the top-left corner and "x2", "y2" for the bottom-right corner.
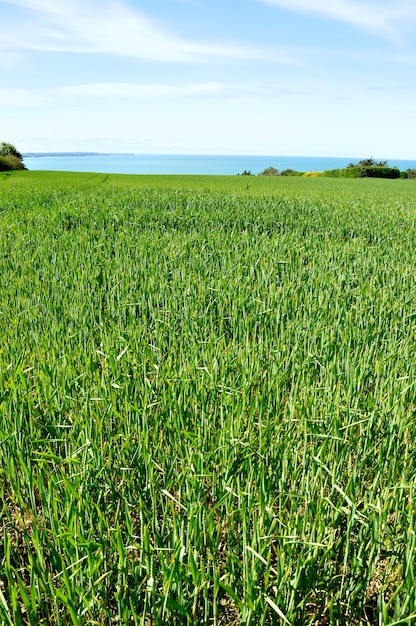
[{"x1": 321, "y1": 166, "x2": 401, "y2": 179}]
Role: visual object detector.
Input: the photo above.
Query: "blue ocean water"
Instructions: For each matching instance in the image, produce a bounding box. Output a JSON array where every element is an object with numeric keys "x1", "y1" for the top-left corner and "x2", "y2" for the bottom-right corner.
[{"x1": 23, "y1": 153, "x2": 416, "y2": 176}]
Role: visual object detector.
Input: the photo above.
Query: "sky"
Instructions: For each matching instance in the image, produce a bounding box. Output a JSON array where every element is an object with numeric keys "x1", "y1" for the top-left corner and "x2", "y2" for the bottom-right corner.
[{"x1": 1, "y1": 0, "x2": 416, "y2": 157}]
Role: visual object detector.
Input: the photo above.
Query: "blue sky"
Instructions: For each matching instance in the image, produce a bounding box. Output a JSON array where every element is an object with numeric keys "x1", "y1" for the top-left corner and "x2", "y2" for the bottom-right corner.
[{"x1": 1, "y1": 0, "x2": 416, "y2": 157}]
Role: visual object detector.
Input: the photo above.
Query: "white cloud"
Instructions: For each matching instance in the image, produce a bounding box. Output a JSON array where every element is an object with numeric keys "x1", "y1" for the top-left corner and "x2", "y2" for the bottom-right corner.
[
  {"x1": 0, "y1": 0, "x2": 258, "y2": 61},
  {"x1": 261, "y1": 0, "x2": 416, "y2": 39},
  {"x1": 0, "y1": 81, "x2": 302, "y2": 111}
]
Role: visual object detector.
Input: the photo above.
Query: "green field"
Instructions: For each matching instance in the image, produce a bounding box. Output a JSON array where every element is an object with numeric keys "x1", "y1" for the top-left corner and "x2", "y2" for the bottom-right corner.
[{"x1": 1, "y1": 171, "x2": 416, "y2": 624}]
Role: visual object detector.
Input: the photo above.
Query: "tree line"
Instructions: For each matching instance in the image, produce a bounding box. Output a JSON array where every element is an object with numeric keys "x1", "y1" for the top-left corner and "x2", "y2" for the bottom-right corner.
[{"x1": 246, "y1": 158, "x2": 416, "y2": 179}]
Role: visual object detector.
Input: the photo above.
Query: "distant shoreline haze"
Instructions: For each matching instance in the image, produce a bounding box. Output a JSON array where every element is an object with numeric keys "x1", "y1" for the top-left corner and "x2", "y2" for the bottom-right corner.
[
  {"x1": 24, "y1": 152, "x2": 134, "y2": 157},
  {"x1": 22, "y1": 153, "x2": 416, "y2": 176}
]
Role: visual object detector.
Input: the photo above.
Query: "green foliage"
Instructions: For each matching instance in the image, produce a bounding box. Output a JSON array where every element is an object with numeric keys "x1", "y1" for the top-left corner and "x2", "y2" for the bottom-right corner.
[
  {"x1": 356, "y1": 165, "x2": 400, "y2": 179},
  {"x1": 0, "y1": 156, "x2": 13, "y2": 171},
  {"x1": 406, "y1": 168, "x2": 416, "y2": 179},
  {"x1": 0, "y1": 142, "x2": 25, "y2": 169},
  {"x1": 1, "y1": 171, "x2": 416, "y2": 624},
  {"x1": 321, "y1": 167, "x2": 360, "y2": 178},
  {"x1": 258, "y1": 166, "x2": 279, "y2": 176},
  {"x1": 0, "y1": 141, "x2": 23, "y2": 160},
  {"x1": 280, "y1": 168, "x2": 303, "y2": 176},
  {"x1": 0, "y1": 155, "x2": 26, "y2": 171},
  {"x1": 347, "y1": 157, "x2": 388, "y2": 168},
  {"x1": 323, "y1": 164, "x2": 401, "y2": 179}
]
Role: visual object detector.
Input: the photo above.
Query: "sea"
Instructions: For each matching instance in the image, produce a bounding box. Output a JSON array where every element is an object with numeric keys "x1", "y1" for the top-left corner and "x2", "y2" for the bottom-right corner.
[{"x1": 23, "y1": 153, "x2": 416, "y2": 176}]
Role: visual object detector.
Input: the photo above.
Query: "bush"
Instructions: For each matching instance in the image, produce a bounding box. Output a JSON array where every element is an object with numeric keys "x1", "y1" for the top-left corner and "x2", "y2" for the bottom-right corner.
[
  {"x1": 280, "y1": 169, "x2": 303, "y2": 176},
  {"x1": 406, "y1": 169, "x2": 416, "y2": 180},
  {"x1": 347, "y1": 158, "x2": 388, "y2": 168},
  {"x1": 0, "y1": 142, "x2": 26, "y2": 170},
  {"x1": 322, "y1": 166, "x2": 401, "y2": 179},
  {"x1": 0, "y1": 155, "x2": 26, "y2": 170},
  {"x1": 356, "y1": 166, "x2": 400, "y2": 179},
  {"x1": 0, "y1": 156, "x2": 13, "y2": 171},
  {"x1": 258, "y1": 166, "x2": 279, "y2": 176},
  {"x1": 321, "y1": 167, "x2": 360, "y2": 178}
]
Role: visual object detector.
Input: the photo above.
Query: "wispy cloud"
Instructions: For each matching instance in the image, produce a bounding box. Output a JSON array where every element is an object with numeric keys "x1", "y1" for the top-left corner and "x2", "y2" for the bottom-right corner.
[
  {"x1": 0, "y1": 50, "x2": 20, "y2": 66},
  {"x1": 0, "y1": 87, "x2": 49, "y2": 107},
  {"x1": 0, "y1": 0, "x2": 258, "y2": 61},
  {"x1": 60, "y1": 82, "x2": 228, "y2": 100},
  {"x1": 0, "y1": 81, "x2": 302, "y2": 109},
  {"x1": 58, "y1": 81, "x2": 299, "y2": 100},
  {"x1": 261, "y1": 0, "x2": 416, "y2": 39}
]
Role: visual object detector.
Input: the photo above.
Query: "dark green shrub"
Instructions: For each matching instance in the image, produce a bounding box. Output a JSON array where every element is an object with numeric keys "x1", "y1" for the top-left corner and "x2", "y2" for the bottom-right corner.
[
  {"x1": 347, "y1": 158, "x2": 388, "y2": 168},
  {"x1": 0, "y1": 156, "x2": 13, "y2": 171},
  {"x1": 280, "y1": 169, "x2": 303, "y2": 176},
  {"x1": 323, "y1": 166, "x2": 401, "y2": 179},
  {"x1": 356, "y1": 166, "x2": 400, "y2": 179}
]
